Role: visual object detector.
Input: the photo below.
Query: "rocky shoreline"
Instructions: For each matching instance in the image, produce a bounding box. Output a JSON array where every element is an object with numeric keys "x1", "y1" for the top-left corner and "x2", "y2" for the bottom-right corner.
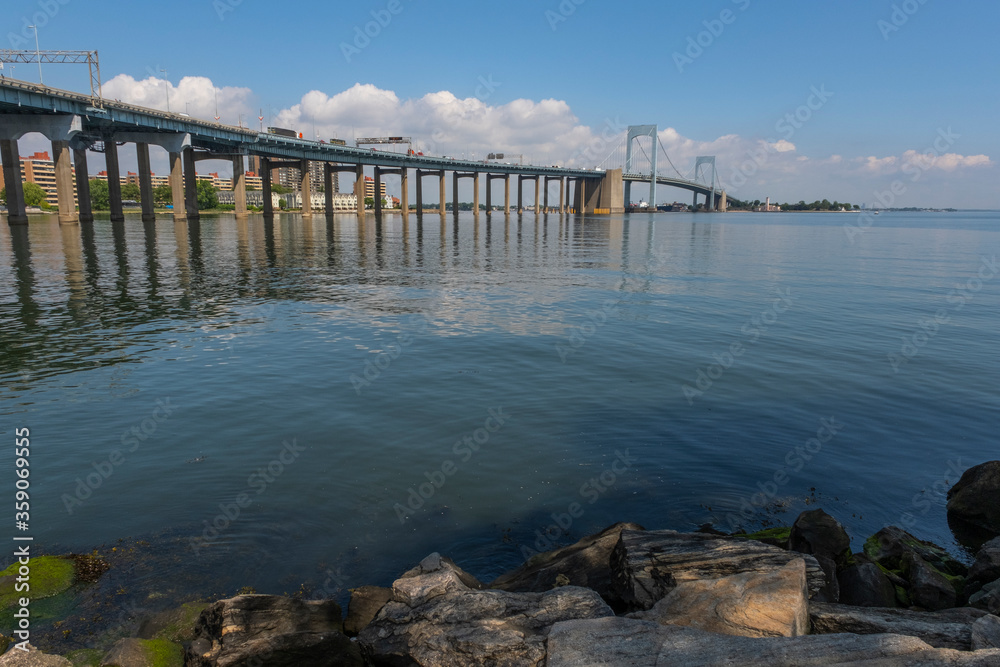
[{"x1": 3, "y1": 460, "x2": 1000, "y2": 666}]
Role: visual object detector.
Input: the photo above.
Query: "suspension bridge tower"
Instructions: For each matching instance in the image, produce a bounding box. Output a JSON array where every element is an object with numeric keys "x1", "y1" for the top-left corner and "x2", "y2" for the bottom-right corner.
[{"x1": 624, "y1": 125, "x2": 657, "y2": 208}]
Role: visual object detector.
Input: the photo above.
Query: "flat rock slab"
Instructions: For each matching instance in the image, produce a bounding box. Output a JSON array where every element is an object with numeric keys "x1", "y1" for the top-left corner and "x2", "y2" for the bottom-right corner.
[
  {"x1": 630, "y1": 558, "x2": 809, "y2": 638},
  {"x1": 545, "y1": 616, "x2": 964, "y2": 667},
  {"x1": 809, "y1": 602, "x2": 989, "y2": 650},
  {"x1": 610, "y1": 529, "x2": 826, "y2": 611},
  {"x1": 360, "y1": 585, "x2": 612, "y2": 666},
  {"x1": 0, "y1": 645, "x2": 71, "y2": 667}
]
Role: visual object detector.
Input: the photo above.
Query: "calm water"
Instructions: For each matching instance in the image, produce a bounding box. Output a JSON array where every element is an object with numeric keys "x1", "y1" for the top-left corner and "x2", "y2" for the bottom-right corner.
[{"x1": 1, "y1": 209, "x2": 998, "y2": 609}]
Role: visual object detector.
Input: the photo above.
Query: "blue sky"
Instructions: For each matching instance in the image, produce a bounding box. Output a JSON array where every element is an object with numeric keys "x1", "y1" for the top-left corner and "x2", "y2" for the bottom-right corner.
[{"x1": 7, "y1": 0, "x2": 998, "y2": 207}]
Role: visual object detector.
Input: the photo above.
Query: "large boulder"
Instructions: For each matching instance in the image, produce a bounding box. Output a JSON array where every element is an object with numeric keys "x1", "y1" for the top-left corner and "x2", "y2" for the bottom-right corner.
[
  {"x1": 789, "y1": 509, "x2": 852, "y2": 566},
  {"x1": 0, "y1": 645, "x2": 71, "y2": 667},
  {"x1": 972, "y1": 614, "x2": 1000, "y2": 650},
  {"x1": 185, "y1": 594, "x2": 362, "y2": 667},
  {"x1": 344, "y1": 585, "x2": 393, "y2": 636},
  {"x1": 967, "y1": 537, "x2": 1000, "y2": 597},
  {"x1": 863, "y1": 526, "x2": 967, "y2": 578},
  {"x1": 969, "y1": 580, "x2": 1000, "y2": 614},
  {"x1": 490, "y1": 522, "x2": 643, "y2": 608},
  {"x1": 629, "y1": 558, "x2": 809, "y2": 637},
  {"x1": 610, "y1": 529, "x2": 826, "y2": 611},
  {"x1": 947, "y1": 461, "x2": 1000, "y2": 537},
  {"x1": 136, "y1": 601, "x2": 209, "y2": 643},
  {"x1": 359, "y1": 553, "x2": 613, "y2": 666},
  {"x1": 545, "y1": 616, "x2": 1000, "y2": 666},
  {"x1": 809, "y1": 601, "x2": 989, "y2": 650},
  {"x1": 905, "y1": 552, "x2": 959, "y2": 610},
  {"x1": 838, "y1": 558, "x2": 899, "y2": 608}
]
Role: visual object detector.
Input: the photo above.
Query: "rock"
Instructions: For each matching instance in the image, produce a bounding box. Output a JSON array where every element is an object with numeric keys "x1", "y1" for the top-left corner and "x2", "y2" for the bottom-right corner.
[
  {"x1": 360, "y1": 557, "x2": 613, "y2": 666},
  {"x1": 809, "y1": 601, "x2": 989, "y2": 650},
  {"x1": 545, "y1": 616, "x2": 980, "y2": 666},
  {"x1": 864, "y1": 526, "x2": 967, "y2": 578},
  {"x1": 789, "y1": 509, "x2": 852, "y2": 567},
  {"x1": 101, "y1": 638, "x2": 183, "y2": 666},
  {"x1": 185, "y1": 594, "x2": 362, "y2": 667},
  {"x1": 136, "y1": 601, "x2": 208, "y2": 642},
  {"x1": 838, "y1": 560, "x2": 898, "y2": 608},
  {"x1": 969, "y1": 580, "x2": 1000, "y2": 614},
  {"x1": 610, "y1": 529, "x2": 826, "y2": 611},
  {"x1": 0, "y1": 644, "x2": 71, "y2": 667},
  {"x1": 971, "y1": 614, "x2": 1000, "y2": 650},
  {"x1": 344, "y1": 585, "x2": 393, "y2": 636},
  {"x1": 813, "y1": 553, "x2": 841, "y2": 603},
  {"x1": 391, "y1": 552, "x2": 484, "y2": 608},
  {"x1": 490, "y1": 522, "x2": 643, "y2": 609},
  {"x1": 399, "y1": 552, "x2": 483, "y2": 590},
  {"x1": 968, "y1": 537, "x2": 1000, "y2": 596},
  {"x1": 906, "y1": 552, "x2": 959, "y2": 610},
  {"x1": 629, "y1": 558, "x2": 809, "y2": 637},
  {"x1": 947, "y1": 461, "x2": 1000, "y2": 537}
]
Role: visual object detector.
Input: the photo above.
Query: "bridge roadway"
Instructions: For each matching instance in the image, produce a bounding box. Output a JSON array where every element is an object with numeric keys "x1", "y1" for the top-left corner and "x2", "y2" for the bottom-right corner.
[{"x1": 0, "y1": 79, "x2": 730, "y2": 224}]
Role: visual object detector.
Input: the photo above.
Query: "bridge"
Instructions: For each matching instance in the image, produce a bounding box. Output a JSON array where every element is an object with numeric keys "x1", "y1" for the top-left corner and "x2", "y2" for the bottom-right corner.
[{"x1": 0, "y1": 79, "x2": 738, "y2": 225}]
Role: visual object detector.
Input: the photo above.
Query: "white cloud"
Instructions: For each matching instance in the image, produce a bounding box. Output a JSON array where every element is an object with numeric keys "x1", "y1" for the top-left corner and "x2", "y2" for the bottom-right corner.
[{"x1": 102, "y1": 74, "x2": 255, "y2": 124}]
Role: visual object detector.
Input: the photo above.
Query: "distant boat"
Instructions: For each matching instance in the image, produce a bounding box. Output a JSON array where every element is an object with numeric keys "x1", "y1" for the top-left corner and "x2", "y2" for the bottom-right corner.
[{"x1": 874, "y1": 211, "x2": 880, "y2": 215}]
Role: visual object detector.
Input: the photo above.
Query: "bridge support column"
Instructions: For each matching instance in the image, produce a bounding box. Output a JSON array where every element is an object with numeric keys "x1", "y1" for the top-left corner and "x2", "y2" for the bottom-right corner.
[
  {"x1": 719, "y1": 190, "x2": 727, "y2": 212},
  {"x1": 73, "y1": 147, "x2": 93, "y2": 223},
  {"x1": 169, "y1": 151, "x2": 186, "y2": 221},
  {"x1": 559, "y1": 177, "x2": 565, "y2": 214},
  {"x1": 0, "y1": 139, "x2": 27, "y2": 225},
  {"x1": 261, "y1": 157, "x2": 273, "y2": 217},
  {"x1": 105, "y1": 140, "x2": 125, "y2": 223},
  {"x1": 51, "y1": 140, "x2": 78, "y2": 224},
  {"x1": 374, "y1": 166, "x2": 383, "y2": 215},
  {"x1": 438, "y1": 171, "x2": 445, "y2": 215},
  {"x1": 233, "y1": 155, "x2": 248, "y2": 218},
  {"x1": 452, "y1": 171, "x2": 459, "y2": 215},
  {"x1": 517, "y1": 176, "x2": 523, "y2": 212},
  {"x1": 355, "y1": 165, "x2": 365, "y2": 217},
  {"x1": 182, "y1": 147, "x2": 199, "y2": 222},
  {"x1": 533, "y1": 177, "x2": 540, "y2": 214},
  {"x1": 473, "y1": 172, "x2": 479, "y2": 215},
  {"x1": 400, "y1": 169, "x2": 408, "y2": 218},
  {"x1": 324, "y1": 164, "x2": 334, "y2": 214},
  {"x1": 624, "y1": 181, "x2": 631, "y2": 209},
  {"x1": 300, "y1": 159, "x2": 312, "y2": 218},
  {"x1": 415, "y1": 169, "x2": 423, "y2": 212},
  {"x1": 136, "y1": 143, "x2": 155, "y2": 222},
  {"x1": 504, "y1": 175, "x2": 510, "y2": 215},
  {"x1": 692, "y1": 191, "x2": 698, "y2": 210},
  {"x1": 485, "y1": 174, "x2": 492, "y2": 212}
]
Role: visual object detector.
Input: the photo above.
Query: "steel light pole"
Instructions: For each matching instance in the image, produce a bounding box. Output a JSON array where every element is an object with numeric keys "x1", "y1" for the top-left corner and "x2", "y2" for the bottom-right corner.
[
  {"x1": 160, "y1": 68, "x2": 170, "y2": 112},
  {"x1": 29, "y1": 25, "x2": 42, "y2": 83}
]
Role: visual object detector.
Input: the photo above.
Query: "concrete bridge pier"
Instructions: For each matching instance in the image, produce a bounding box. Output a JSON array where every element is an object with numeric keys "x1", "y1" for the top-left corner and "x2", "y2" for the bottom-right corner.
[
  {"x1": 261, "y1": 157, "x2": 273, "y2": 217},
  {"x1": 485, "y1": 174, "x2": 492, "y2": 213},
  {"x1": 374, "y1": 166, "x2": 383, "y2": 216},
  {"x1": 559, "y1": 177, "x2": 565, "y2": 214},
  {"x1": 473, "y1": 172, "x2": 479, "y2": 216},
  {"x1": 504, "y1": 175, "x2": 510, "y2": 216},
  {"x1": 401, "y1": 168, "x2": 409, "y2": 218},
  {"x1": 438, "y1": 171, "x2": 446, "y2": 215},
  {"x1": 1, "y1": 139, "x2": 28, "y2": 225},
  {"x1": 137, "y1": 143, "x2": 155, "y2": 222},
  {"x1": 232, "y1": 155, "x2": 247, "y2": 218},
  {"x1": 452, "y1": 171, "x2": 459, "y2": 215},
  {"x1": 692, "y1": 191, "x2": 698, "y2": 210},
  {"x1": 517, "y1": 176, "x2": 523, "y2": 213},
  {"x1": 324, "y1": 164, "x2": 334, "y2": 215},
  {"x1": 355, "y1": 165, "x2": 365, "y2": 217},
  {"x1": 168, "y1": 151, "x2": 186, "y2": 222},
  {"x1": 52, "y1": 140, "x2": 78, "y2": 224},
  {"x1": 415, "y1": 169, "x2": 423, "y2": 213},
  {"x1": 300, "y1": 159, "x2": 312, "y2": 219},
  {"x1": 105, "y1": 140, "x2": 125, "y2": 223},
  {"x1": 182, "y1": 147, "x2": 199, "y2": 222},
  {"x1": 533, "y1": 176, "x2": 540, "y2": 214},
  {"x1": 73, "y1": 147, "x2": 94, "y2": 223}
]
